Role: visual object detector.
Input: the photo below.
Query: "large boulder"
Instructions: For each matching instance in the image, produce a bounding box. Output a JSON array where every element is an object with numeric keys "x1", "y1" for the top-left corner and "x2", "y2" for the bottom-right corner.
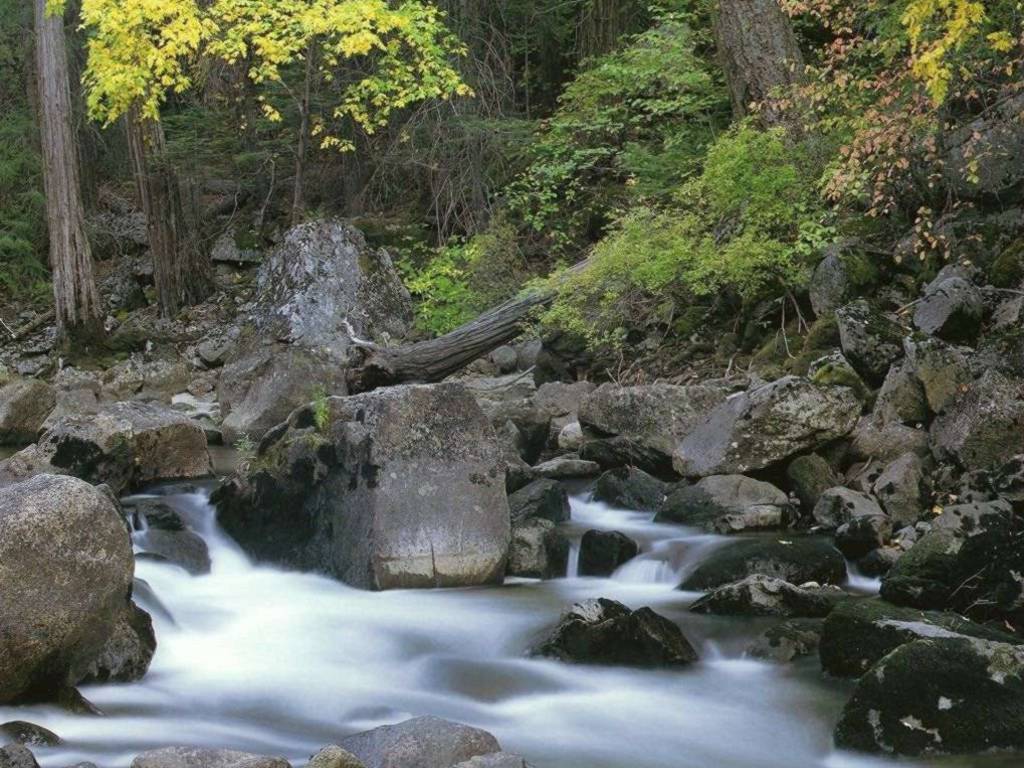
[
  {"x1": 339, "y1": 716, "x2": 501, "y2": 768},
  {"x1": 219, "y1": 221, "x2": 412, "y2": 443},
  {"x1": 657, "y1": 475, "x2": 792, "y2": 533},
  {"x1": 674, "y1": 377, "x2": 860, "y2": 478},
  {"x1": 578, "y1": 383, "x2": 730, "y2": 458},
  {"x1": 0, "y1": 402, "x2": 211, "y2": 494},
  {"x1": 131, "y1": 748, "x2": 290, "y2": 768},
  {"x1": 819, "y1": 597, "x2": 1018, "y2": 678},
  {"x1": 533, "y1": 598, "x2": 697, "y2": 667},
  {"x1": 679, "y1": 537, "x2": 846, "y2": 591},
  {"x1": 690, "y1": 575, "x2": 844, "y2": 618},
  {"x1": 835, "y1": 300, "x2": 905, "y2": 384},
  {"x1": 0, "y1": 475, "x2": 135, "y2": 703},
  {"x1": 930, "y1": 369, "x2": 1024, "y2": 472},
  {"x1": 214, "y1": 383, "x2": 510, "y2": 590},
  {"x1": 913, "y1": 277, "x2": 985, "y2": 343},
  {"x1": 834, "y1": 638, "x2": 1024, "y2": 756},
  {"x1": 0, "y1": 378, "x2": 54, "y2": 445}
]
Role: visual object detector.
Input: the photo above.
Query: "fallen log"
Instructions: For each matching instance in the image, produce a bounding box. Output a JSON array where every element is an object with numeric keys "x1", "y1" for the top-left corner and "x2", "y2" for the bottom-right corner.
[{"x1": 346, "y1": 261, "x2": 587, "y2": 393}]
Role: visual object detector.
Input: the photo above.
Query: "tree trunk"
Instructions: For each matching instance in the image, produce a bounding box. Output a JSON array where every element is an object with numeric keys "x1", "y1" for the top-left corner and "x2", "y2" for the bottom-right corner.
[
  {"x1": 714, "y1": 0, "x2": 804, "y2": 125},
  {"x1": 33, "y1": 0, "x2": 103, "y2": 342},
  {"x1": 291, "y1": 42, "x2": 315, "y2": 225},
  {"x1": 346, "y1": 261, "x2": 588, "y2": 393},
  {"x1": 125, "y1": 112, "x2": 212, "y2": 318}
]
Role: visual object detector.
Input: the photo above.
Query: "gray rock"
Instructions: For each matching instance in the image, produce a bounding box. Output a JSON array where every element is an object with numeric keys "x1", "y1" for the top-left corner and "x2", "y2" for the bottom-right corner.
[
  {"x1": 450, "y1": 754, "x2": 527, "y2": 768},
  {"x1": 507, "y1": 479, "x2": 570, "y2": 524},
  {"x1": 0, "y1": 378, "x2": 54, "y2": 445},
  {"x1": 679, "y1": 537, "x2": 846, "y2": 590},
  {"x1": 533, "y1": 382, "x2": 595, "y2": 421},
  {"x1": 673, "y1": 377, "x2": 860, "y2": 478},
  {"x1": 489, "y1": 345, "x2": 519, "y2": 374},
  {"x1": 592, "y1": 467, "x2": 666, "y2": 511},
  {"x1": 215, "y1": 384, "x2": 510, "y2": 590},
  {"x1": 339, "y1": 716, "x2": 501, "y2": 768},
  {"x1": 812, "y1": 487, "x2": 884, "y2": 530},
  {"x1": 913, "y1": 277, "x2": 985, "y2": 343},
  {"x1": 101, "y1": 357, "x2": 190, "y2": 403},
  {"x1": 305, "y1": 746, "x2": 364, "y2": 768},
  {"x1": 131, "y1": 748, "x2": 290, "y2": 768},
  {"x1": 835, "y1": 300, "x2": 905, "y2": 384},
  {"x1": 137, "y1": 529, "x2": 212, "y2": 576},
  {"x1": 0, "y1": 401, "x2": 211, "y2": 495},
  {"x1": 0, "y1": 745, "x2": 40, "y2": 768},
  {"x1": 858, "y1": 546, "x2": 902, "y2": 577},
  {"x1": 931, "y1": 369, "x2": 1024, "y2": 472},
  {"x1": 534, "y1": 598, "x2": 697, "y2": 667},
  {"x1": 80, "y1": 601, "x2": 156, "y2": 684},
  {"x1": 746, "y1": 618, "x2": 823, "y2": 663},
  {"x1": 556, "y1": 422, "x2": 584, "y2": 452},
  {"x1": 0, "y1": 475, "x2": 134, "y2": 703},
  {"x1": 579, "y1": 383, "x2": 730, "y2": 457},
  {"x1": 690, "y1": 575, "x2": 845, "y2": 618},
  {"x1": 873, "y1": 360, "x2": 927, "y2": 425},
  {"x1": 872, "y1": 453, "x2": 929, "y2": 528},
  {"x1": 578, "y1": 530, "x2": 639, "y2": 576},
  {"x1": 820, "y1": 596, "x2": 1019, "y2": 678},
  {"x1": 809, "y1": 249, "x2": 856, "y2": 316},
  {"x1": 532, "y1": 456, "x2": 600, "y2": 479},
  {"x1": 579, "y1": 436, "x2": 675, "y2": 477},
  {"x1": 0, "y1": 722, "x2": 60, "y2": 747},
  {"x1": 904, "y1": 337, "x2": 972, "y2": 415},
  {"x1": 507, "y1": 519, "x2": 569, "y2": 579},
  {"x1": 786, "y1": 454, "x2": 840, "y2": 513},
  {"x1": 834, "y1": 637, "x2": 1024, "y2": 756},
  {"x1": 847, "y1": 417, "x2": 930, "y2": 464},
  {"x1": 658, "y1": 475, "x2": 792, "y2": 534},
  {"x1": 835, "y1": 513, "x2": 892, "y2": 559}
]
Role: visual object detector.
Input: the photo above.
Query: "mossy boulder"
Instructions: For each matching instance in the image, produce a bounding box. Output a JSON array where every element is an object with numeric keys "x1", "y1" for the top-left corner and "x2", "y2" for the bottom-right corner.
[{"x1": 835, "y1": 300, "x2": 906, "y2": 385}]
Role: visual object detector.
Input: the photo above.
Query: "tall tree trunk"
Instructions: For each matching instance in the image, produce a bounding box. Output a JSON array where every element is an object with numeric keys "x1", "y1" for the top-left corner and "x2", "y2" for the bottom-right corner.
[
  {"x1": 291, "y1": 43, "x2": 315, "y2": 225},
  {"x1": 125, "y1": 112, "x2": 212, "y2": 318},
  {"x1": 33, "y1": 0, "x2": 103, "y2": 341},
  {"x1": 714, "y1": 0, "x2": 804, "y2": 126}
]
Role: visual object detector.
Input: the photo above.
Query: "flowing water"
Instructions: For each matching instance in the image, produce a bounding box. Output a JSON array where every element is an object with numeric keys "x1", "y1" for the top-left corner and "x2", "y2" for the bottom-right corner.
[{"x1": 1, "y1": 484, "x2": 1018, "y2": 768}]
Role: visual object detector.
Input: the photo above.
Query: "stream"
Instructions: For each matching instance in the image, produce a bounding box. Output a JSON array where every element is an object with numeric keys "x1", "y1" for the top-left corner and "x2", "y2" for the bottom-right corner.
[{"x1": 1, "y1": 482, "x2": 1018, "y2": 768}]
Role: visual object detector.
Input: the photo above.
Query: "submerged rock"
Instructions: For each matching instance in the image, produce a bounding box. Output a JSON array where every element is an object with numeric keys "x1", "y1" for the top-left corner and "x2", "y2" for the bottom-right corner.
[
  {"x1": 679, "y1": 537, "x2": 846, "y2": 591},
  {"x1": 534, "y1": 598, "x2": 697, "y2": 667},
  {"x1": 834, "y1": 637, "x2": 1024, "y2": 756},
  {"x1": 339, "y1": 716, "x2": 501, "y2": 768},
  {"x1": 746, "y1": 618, "x2": 824, "y2": 663},
  {"x1": 819, "y1": 597, "x2": 1018, "y2": 678},
  {"x1": 657, "y1": 475, "x2": 792, "y2": 533},
  {"x1": 578, "y1": 530, "x2": 639, "y2": 576},
  {"x1": 690, "y1": 575, "x2": 845, "y2": 618},
  {"x1": 673, "y1": 377, "x2": 860, "y2": 477},
  {"x1": 215, "y1": 383, "x2": 510, "y2": 590},
  {"x1": 0, "y1": 475, "x2": 134, "y2": 703}
]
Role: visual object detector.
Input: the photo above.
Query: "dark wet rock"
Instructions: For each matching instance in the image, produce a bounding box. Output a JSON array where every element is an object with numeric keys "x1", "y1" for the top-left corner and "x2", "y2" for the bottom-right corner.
[
  {"x1": 880, "y1": 499, "x2": 1017, "y2": 614},
  {"x1": 834, "y1": 637, "x2": 1024, "y2": 756},
  {"x1": 872, "y1": 453, "x2": 929, "y2": 528},
  {"x1": 679, "y1": 537, "x2": 846, "y2": 591},
  {"x1": 812, "y1": 487, "x2": 885, "y2": 530},
  {"x1": 786, "y1": 454, "x2": 839, "y2": 513},
  {"x1": 904, "y1": 338, "x2": 972, "y2": 415},
  {"x1": 131, "y1": 747, "x2": 291, "y2": 768},
  {"x1": 532, "y1": 456, "x2": 600, "y2": 479},
  {"x1": 0, "y1": 744, "x2": 40, "y2": 768},
  {"x1": 931, "y1": 369, "x2": 1024, "y2": 472},
  {"x1": 339, "y1": 716, "x2": 501, "y2": 768},
  {"x1": 0, "y1": 722, "x2": 60, "y2": 747},
  {"x1": 913, "y1": 276, "x2": 985, "y2": 344},
  {"x1": 137, "y1": 529, "x2": 211, "y2": 576},
  {"x1": 80, "y1": 602, "x2": 156, "y2": 684},
  {"x1": 658, "y1": 475, "x2": 792, "y2": 534},
  {"x1": 579, "y1": 383, "x2": 730, "y2": 458},
  {"x1": 746, "y1": 618, "x2": 824, "y2": 663},
  {"x1": 578, "y1": 530, "x2": 639, "y2": 577},
  {"x1": 128, "y1": 499, "x2": 186, "y2": 531},
  {"x1": 835, "y1": 300, "x2": 905, "y2": 384},
  {"x1": 579, "y1": 436, "x2": 675, "y2": 477},
  {"x1": 507, "y1": 519, "x2": 569, "y2": 579},
  {"x1": 873, "y1": 360, "x2": 927, "y2": 425},
  {"x1": 593, "y1": 467, "x2": 666, "y2": 511},
  {"x1": 534, "y1": 598, "x2": 697, "y2": 667},
  {"x1": 819, "y1": 597, "x2": 1019, "y2": 678},
  {"x1": 690, "y1": 575, "x2": 845, "y2": 618},
  {"x1": 0, "y1": 402, "x2": 211, "y2": 495},
  {"x1": 508, "y1": 479, "x2": 570, "y2": 524},
  {"x1": 0, "y1": 475, "x2": 134, "y2": 703},
  {"x1": 0, "y1": 378, "x2": 54, "y2": 446},
  {"x1": 305, "y1": 745, "x2": 365, "y2": 768},
  {"x1": 673, "y1": 377, "x2": 860, "y2": 478},
  {"x1": 835, "y1": 513, "x2": 893, "y2": 559},
  {"x1": 215, "y1": 383, "x2": 510, "y2": 590},
  {"x1": 858, "y1": 546, "x2": 902, "y2": 578}
]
